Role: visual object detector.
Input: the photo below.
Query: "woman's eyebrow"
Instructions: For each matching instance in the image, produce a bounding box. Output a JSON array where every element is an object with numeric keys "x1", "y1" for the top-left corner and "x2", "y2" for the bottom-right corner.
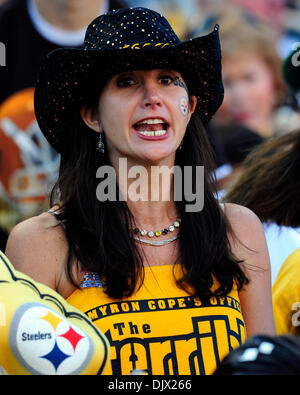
[
  {"x1": 173, "y1": 76, "x2": 188, "y2": 93},
  {"x1": 116, "y1": 71, "x2": 135, "y2": 78}
]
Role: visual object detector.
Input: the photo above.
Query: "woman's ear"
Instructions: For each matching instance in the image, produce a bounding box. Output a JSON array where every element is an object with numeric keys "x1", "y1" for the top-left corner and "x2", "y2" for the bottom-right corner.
[
  {"x1": 189, "y1": 95, "x2": 197, "y2": 114},
  {"x1": 187, "y1": 95, "x2": 197, "y2": 123},
  {"x1": 80, "y1": 106, "x2": 102, "y2": 132}
]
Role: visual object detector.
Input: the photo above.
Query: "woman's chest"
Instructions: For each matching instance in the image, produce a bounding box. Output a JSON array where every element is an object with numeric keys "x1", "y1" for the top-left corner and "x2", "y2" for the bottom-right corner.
[{"x1": 67, "y1": 266, "x2": 246, "y2": 375}]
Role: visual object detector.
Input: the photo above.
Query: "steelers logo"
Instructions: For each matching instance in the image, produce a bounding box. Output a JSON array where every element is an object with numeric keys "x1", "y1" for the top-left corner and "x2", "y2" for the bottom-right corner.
[
  {"x1": 9, "y1": 303, "x2": 94, "y2": 375},
  {"x1": 179, "y1": 96, "x2": 188, "y2": 116}
]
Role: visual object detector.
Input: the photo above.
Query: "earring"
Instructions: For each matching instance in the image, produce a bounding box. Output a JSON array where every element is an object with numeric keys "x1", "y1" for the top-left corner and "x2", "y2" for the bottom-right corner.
[{"x1": 96, "y1": 133, "x2": 105, "y2": 154}]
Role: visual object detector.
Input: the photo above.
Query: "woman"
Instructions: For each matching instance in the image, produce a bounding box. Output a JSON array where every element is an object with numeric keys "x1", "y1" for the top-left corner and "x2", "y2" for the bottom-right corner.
[{"x1": 5, "y1": 7, "x2": 275, "y2": 375}]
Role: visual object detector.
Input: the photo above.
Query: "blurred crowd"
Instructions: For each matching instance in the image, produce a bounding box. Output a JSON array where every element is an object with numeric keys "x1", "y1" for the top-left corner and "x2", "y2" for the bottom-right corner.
[{"x1": 1, "y1": 0, "x2": 300, "y2": 374}]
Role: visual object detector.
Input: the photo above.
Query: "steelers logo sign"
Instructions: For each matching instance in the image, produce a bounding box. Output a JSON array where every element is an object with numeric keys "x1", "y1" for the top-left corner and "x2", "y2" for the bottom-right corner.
[
  {"x1": 179, "y1": 96, "x2": 188, "y2": 116},
  {"x1": 9, "y1": 303, "x2": 94, "y2": 375}
]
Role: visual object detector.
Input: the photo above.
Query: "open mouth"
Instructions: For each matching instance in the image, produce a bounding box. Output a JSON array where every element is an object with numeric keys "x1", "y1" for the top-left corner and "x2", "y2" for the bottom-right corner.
[{"x1": 133, "y1": 118, "x2": 169, "y2": 137}]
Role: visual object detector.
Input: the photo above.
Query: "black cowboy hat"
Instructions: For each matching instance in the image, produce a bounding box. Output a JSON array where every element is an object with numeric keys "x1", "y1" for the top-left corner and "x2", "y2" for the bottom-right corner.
[{"x1": 34, "y1": 7, "x2": 224, "y2": 153}]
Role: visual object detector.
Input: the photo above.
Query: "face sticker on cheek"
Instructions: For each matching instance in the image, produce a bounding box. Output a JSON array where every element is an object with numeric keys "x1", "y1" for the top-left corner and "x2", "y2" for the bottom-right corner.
[{"x1": 179, "y1": 96, "x2": 188, "y2": 116}]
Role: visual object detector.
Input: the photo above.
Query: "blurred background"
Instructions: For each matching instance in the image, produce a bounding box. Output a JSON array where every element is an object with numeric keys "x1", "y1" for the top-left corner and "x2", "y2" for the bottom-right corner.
[{"x1": 0, "y1": 0, "x2": 300, "y2": 251}]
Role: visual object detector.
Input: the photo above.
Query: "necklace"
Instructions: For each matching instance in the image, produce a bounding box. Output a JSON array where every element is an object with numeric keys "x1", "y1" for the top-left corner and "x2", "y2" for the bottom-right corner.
[
  {"x1": 133, "y1": 233, "x2": 179, "y2": 246},
  {"x1": 130, "y1": 218, "x2": 181, "y2": 246},
  {"x1": 130, "y1": 218, "x2": 181, "y2": 238}
]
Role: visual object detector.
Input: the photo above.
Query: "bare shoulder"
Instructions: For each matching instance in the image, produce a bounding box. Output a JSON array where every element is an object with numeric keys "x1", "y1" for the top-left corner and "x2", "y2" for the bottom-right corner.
[
  {"x1": 223, "y1": 202, "x2": 263, "y2": 232},
  {"x1": 5, "y1": 211, "x2": 68, "y2": 290},
  {"x1": 223, "y1": 205, "x2": 275, "y2": 336},
  {"x1": 223, "y1": 202, "x2": 269, "y2": 268}
]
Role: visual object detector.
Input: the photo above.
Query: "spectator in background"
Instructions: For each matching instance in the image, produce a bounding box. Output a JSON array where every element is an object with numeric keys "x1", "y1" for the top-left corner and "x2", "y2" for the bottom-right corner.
[
  {"x1": 224, "y1": 128, "x2": 300, "y2": 285},
  {"x1": 229, "y1": 0, "x2": 287, "y2": 31},
  {"x1": 0, "y1": 0, "x2": 127, "y2": 251},
  {"x1": 188, "y1": 6, "x2": 300, "y2": 199},
  {"x1": 270, "y1": 41, "x2": 300, "y2": 336},
  {"x1": 213, "y1": 9, "x2": 287, "y2": 138},
  {"x1": 192, "y1": 7, "x2": 300, "y2": 138},
  {"x1": 0, "y1": 0, "x2": 128, "y2": 104},
  {"x1": 214, "y1": 122, "x2": 264, "y2": 194},
  {"x1": 224, "y1": 41, "x2": 300, "y2": 286}
]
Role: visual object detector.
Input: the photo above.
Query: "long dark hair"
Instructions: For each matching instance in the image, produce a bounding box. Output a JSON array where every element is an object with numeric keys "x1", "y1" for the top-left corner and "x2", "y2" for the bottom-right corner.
[
  {"x1": 224, "y1": 128, "x2": 300, "y2": 227},
  {"x1": 51, "y1": 110, "x2": 248, "y2": 298}
]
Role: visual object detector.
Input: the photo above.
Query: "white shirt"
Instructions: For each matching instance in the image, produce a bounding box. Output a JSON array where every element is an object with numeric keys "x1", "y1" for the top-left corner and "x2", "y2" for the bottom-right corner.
[{"x1": 263, "y1": 222, "x2": 300, "y2": 285}]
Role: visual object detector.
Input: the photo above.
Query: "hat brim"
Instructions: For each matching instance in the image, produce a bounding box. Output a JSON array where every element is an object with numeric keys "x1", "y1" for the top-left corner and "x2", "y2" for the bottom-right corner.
[{"x1": 34, "y1": 28, "x2": 223, "y2": 153}]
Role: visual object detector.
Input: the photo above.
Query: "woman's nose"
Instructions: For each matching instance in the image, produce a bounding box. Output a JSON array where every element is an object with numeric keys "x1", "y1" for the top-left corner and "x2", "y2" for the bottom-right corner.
[{"x1": 141, "y1": 84, "x2": 162, "y2": 108}]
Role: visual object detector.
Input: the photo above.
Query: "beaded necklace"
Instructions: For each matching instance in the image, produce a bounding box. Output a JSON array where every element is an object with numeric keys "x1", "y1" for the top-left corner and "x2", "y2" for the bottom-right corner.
[{"x1": 130, "y1": 218, "x2": 181, "y2": 246}]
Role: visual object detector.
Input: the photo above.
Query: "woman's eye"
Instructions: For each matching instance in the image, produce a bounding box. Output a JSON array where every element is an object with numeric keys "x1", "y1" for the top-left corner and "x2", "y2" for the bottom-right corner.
[
  {"x1": 159, "y1": 76, "x2": 174, "y2": 85},
  {"x1": 243, "y1": 73, "x2": 256, "y2": 83},
  {"x1": 117, "y1": 77, "x2": 135, "y2": 87}
]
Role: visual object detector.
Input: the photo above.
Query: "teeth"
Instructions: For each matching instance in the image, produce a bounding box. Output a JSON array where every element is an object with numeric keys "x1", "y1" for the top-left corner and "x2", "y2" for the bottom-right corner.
[
  {"x1": 137, "y1": 119, "x2": 165, "y2": 125},
  {"x1": 138, "y1": 130, "x2": 166, "y2": 136}
]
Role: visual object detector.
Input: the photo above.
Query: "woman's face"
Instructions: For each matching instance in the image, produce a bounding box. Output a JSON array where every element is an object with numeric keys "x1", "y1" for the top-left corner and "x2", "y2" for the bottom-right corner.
[
  {"x1": 83, "y1": 69, "x2": 197, "y2": 167},
  {"x1": 218, "y1": 55, "x2": 277, "y2": 135}
]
